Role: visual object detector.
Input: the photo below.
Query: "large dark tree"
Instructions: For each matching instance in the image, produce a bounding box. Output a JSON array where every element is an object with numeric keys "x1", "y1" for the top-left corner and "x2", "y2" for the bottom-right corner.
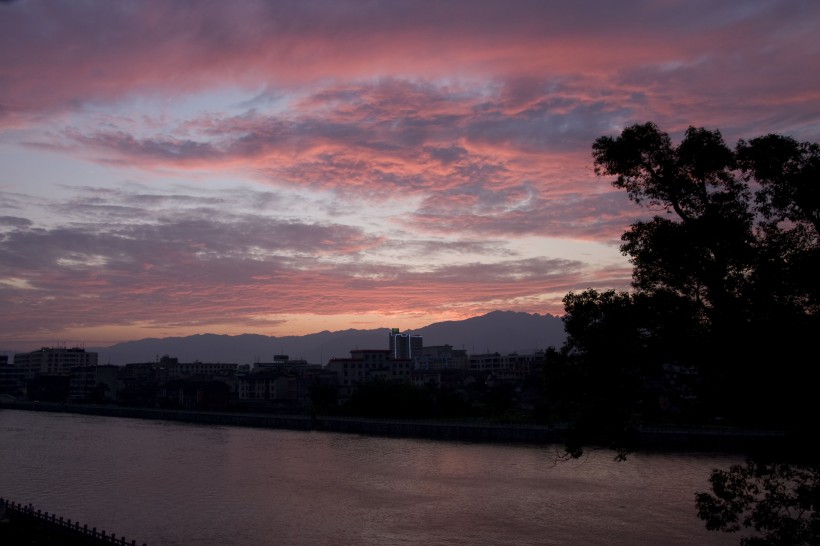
[
  {"x1": 589, "y1": 122, "x2": 819, "y2": 429},
  {"x1": 557, "y1": 122, "x2": 820, "y2": 545},
  {"x1": 696, "y1": 459, "x2": 820, "y2": 546},
  {"x1": 547, "y1": 285, "x2": 706, "y2": 456},
  {"x1": 545, "y1": 289, "x2": 646, "y2": 456}
]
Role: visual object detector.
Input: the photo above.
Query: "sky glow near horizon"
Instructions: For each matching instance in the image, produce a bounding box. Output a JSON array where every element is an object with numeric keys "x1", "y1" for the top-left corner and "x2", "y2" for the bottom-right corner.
[{"x1": 1, "y1": 0, "x2": 819, "y2": 349}]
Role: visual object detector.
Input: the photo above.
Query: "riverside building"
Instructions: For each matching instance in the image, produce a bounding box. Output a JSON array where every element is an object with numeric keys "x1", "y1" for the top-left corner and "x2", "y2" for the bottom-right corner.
[
  {"x1": 388, "y1": 329, "x2": 422, "y2": 361},
  {"x1": 13, "y1": 346, "x2": 98, "y2": 379}
]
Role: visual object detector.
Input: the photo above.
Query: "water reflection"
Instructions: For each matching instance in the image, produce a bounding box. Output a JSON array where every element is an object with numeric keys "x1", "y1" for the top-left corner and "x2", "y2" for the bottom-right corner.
[{"x1": 0, "y1": 410, "x2": 741, "y2": 545}]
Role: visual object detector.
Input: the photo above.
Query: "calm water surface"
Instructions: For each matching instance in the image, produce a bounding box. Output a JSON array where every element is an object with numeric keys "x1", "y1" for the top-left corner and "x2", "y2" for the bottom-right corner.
[{"x1": 0, "y1": 409, "x2": 743, "y2": 545}]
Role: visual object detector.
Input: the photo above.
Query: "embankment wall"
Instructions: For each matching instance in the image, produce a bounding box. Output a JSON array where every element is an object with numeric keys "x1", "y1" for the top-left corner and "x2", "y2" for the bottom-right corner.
[{"x1": 1, "y1": 401, "x2": 785, "y2": 451}]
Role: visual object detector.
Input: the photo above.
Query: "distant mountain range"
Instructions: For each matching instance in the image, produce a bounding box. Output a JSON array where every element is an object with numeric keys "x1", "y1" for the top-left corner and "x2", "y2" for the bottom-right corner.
[{"x1": 75, "y1": 311, "x2": 567, "y2": 366}]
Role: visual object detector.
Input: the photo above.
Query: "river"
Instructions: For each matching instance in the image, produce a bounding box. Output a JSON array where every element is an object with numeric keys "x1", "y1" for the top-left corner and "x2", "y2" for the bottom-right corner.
[{"x1": 0, "y1": 409, "x2": 743, "y2": 545}]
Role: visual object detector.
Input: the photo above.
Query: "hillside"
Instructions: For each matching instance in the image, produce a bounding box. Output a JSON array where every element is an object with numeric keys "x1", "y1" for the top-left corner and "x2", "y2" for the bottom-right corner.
[{"x1": 71, "y1": 311, "x2": 564, "y2": 365}]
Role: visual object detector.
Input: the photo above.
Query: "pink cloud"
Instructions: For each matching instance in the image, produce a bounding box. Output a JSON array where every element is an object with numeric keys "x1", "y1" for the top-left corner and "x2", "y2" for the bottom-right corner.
[
  {"x1": 2, "y1": 0, "x2": 819, "y2": 345},
  {"x1": 0, "y1": 0, "x2": 817, "y2": 138},
  {"x1": 52, "y1": 77, "x2": 638, "y2": 240},
  {"x1": 0, "y1": 224, "x2": 589, "y2": 343},
  {"x1": 0, "y1": 183, "x2": 628, "y2": 344}
]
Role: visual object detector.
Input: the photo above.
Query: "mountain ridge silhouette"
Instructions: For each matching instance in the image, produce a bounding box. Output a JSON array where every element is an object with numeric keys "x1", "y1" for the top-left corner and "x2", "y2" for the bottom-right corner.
[{"x1": 11, "y1": 311, "x2": 566, "y2": 366}]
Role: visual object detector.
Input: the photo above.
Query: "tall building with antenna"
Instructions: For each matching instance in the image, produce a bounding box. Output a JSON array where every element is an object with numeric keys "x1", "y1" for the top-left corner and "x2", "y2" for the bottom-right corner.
[{"x1": 388, "y1": 328, "x2": 422, "y2": 360}]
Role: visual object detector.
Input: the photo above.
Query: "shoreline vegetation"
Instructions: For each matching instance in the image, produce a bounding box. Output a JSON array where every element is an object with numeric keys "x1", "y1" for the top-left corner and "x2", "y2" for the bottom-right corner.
[{"x1": 1, "y1": 400, "x2": 785, "y2": 454}]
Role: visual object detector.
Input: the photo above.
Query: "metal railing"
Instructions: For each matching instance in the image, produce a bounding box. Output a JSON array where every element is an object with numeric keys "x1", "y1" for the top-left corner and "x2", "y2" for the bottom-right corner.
[{"x1": 0, "y1": 497, "x2": 146, "y2": 546}]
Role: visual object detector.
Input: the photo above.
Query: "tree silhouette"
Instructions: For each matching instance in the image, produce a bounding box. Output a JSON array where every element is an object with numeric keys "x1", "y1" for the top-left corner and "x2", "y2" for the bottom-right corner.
[
  {"x1": 696, "y1": 460, "x2": 820, "y2": 546},
  {"x1": 550, "y1": 123, "x2": 820, "y2": 544},
  {"x1": 590, "y1": 122, "x2": 818, "y2": 429}
]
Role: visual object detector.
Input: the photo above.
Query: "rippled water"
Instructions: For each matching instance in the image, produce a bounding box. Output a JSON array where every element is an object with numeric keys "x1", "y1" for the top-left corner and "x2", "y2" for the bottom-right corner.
[{"x1": 0, "y1": 409, "x2": 742, "y2": 545}]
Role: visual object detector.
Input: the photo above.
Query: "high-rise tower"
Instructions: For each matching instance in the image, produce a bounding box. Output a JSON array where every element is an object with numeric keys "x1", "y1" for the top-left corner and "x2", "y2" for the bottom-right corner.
[{"x1": 388, "y1": 328, "x2": 423, "y2": 360}]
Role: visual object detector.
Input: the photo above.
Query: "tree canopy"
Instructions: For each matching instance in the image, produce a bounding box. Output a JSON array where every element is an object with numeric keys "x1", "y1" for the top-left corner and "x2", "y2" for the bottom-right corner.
[
  {"x1": 581, "y1": 123, "x2": 818, "y2": 430},
  {"x1": 549, "y1": 122, "x2": 819, "y2": 544}
]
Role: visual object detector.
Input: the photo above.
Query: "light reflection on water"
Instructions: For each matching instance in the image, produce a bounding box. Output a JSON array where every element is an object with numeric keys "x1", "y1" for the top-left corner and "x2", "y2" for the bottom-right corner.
[{"x1": 0, "y1": 410, "x2": 742, "y2": 545}]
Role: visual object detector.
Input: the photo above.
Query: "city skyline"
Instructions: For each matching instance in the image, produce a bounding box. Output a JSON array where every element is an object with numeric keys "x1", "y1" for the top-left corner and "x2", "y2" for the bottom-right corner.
[{"x1": 2, "y1": 1, "x2": 819, "y2": 349}]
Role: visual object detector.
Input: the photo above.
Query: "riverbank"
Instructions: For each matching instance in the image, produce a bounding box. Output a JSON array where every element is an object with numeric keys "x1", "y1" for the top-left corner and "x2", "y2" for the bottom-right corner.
[{"x1": 1, "y1": 400, "x2": 785, "y2": 452}]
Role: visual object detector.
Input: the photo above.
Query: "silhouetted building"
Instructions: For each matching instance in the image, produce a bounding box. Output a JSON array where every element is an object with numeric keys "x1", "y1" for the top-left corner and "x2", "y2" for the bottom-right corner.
[
  {"x1": 408, "y1": 369, "x2": 442, "y2": 389},
  {"x1": 468, "y1": 351, "x2": 546, "y2": 381},
  {"x1": 120, "y1": 362, "x2": 160, "y2": 385},
  {"x1": 13, "y1": 347, "x2": 98, "y2": 379},
  {"x1": 326, "y1": 349, "x2": 413, "y2": 397},
  {"x1": 416, "y1": 345, "x2": 469, "y2": 370},
  {"x1": 253, "y1": 354, "x2": 313, "y2": 372},
  {"x1": 149, "y1": 355, "x2": 237, "y2": 383},
  {"x1": 26, "y1": 374, "x2": 70, "y2": 402},
  {"x1": 159, "y1": 379, "x2": 230, "y2": 410},
  {"x1": 388, "y1": 328, "x2": 422, "y2": 360},
  {"x1": 0, "y1": 359, "x2": 26, "y2": 397},
  {"x1": 69, "y1": 365, "x2": 121, "y2": 403},
  {"x1": 238, "y1": 369, "x2": 292, "y2": 401},
  {"x1": 115, "y1": 356, "x2": 240, "y2": 407},
  {"x1": 165, "y1": 361, "x2": 237, "y2": 380}
]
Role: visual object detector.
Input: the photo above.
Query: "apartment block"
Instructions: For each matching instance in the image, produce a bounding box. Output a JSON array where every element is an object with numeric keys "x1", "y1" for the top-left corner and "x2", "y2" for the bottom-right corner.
[{"x1": 13, "y1": 347, "x2": 98, "y2": 379}]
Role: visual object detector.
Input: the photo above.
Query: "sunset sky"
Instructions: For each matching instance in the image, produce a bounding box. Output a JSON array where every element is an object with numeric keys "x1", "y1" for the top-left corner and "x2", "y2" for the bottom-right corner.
[{"x1": 1, "y1": 0, "x2": 819, "y2": 349}]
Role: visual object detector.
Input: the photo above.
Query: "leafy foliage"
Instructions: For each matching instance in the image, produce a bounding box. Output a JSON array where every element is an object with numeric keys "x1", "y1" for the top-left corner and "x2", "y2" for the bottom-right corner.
[
  {"x1": 569, "y1": 122, "x2": 820, "y2": 544},
  {"x1": 587, "y1": 122, "x2": 819, "y2": 428},
  {"x1": 696, "y1": 461, "x2": 820, "y2": 546},
  {"x1": 546, "y1": 287, "x2": 704, "y2": 456}
]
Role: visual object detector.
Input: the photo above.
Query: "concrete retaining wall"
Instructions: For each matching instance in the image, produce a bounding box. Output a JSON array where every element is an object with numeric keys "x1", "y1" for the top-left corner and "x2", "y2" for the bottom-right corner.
[{"x1": 1, "y1": 401, "x2": 784, "y2": 451}]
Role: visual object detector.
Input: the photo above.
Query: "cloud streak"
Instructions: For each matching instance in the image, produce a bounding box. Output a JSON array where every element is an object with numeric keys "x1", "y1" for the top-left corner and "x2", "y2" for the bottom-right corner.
[{"x1": 0, "y1": 187, "x2": 605, "y2": 345}]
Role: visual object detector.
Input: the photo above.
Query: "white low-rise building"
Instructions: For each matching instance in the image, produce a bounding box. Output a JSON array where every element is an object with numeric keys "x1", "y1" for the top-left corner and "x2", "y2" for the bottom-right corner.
[{"x1": 13, "y1": 347, "x2": 98, "y2": 379}]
